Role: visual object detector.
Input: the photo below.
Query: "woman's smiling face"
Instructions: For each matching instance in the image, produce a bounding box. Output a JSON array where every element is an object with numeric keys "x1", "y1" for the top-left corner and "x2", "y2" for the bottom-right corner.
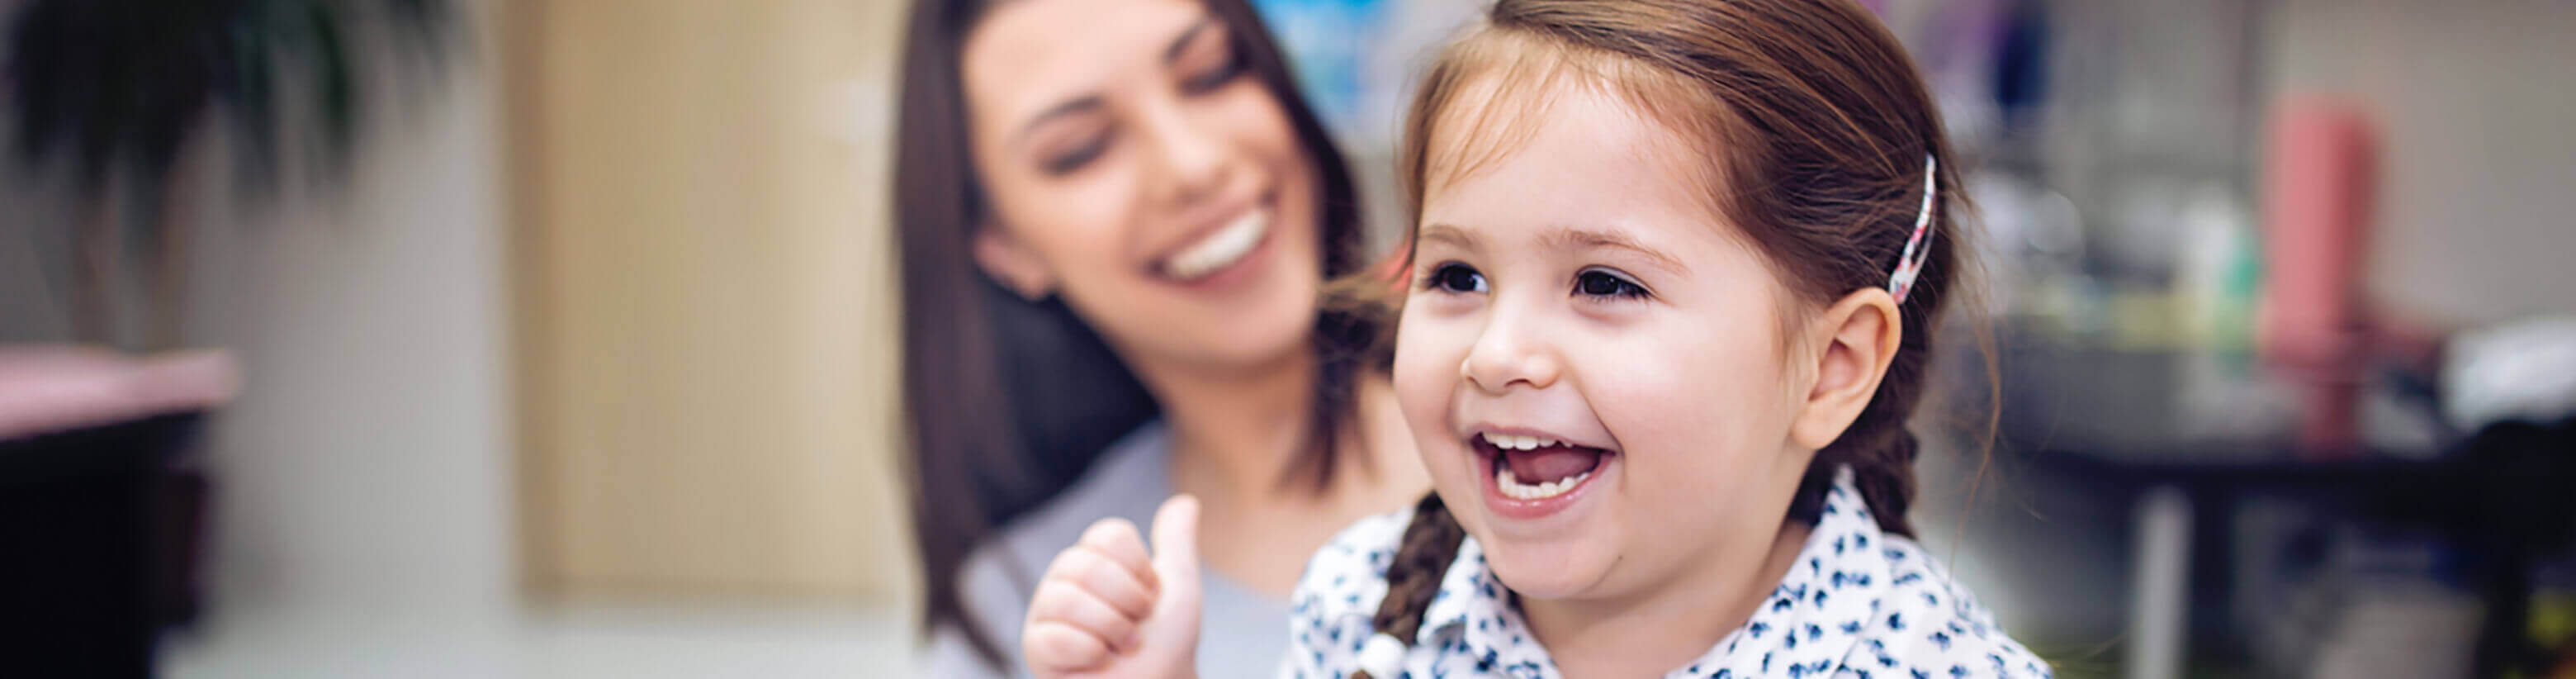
[
  {"x1": 961, "y1": 0, "x2": 1324, "y2": 373},
  {"x1": 1393, "y1": 76, "x2": 1821, "y2": 602}
]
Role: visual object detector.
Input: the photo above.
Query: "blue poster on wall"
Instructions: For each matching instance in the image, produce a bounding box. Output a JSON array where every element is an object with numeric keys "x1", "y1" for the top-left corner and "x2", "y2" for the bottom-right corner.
[{"x1": 1251, "y1": 0, "x2": 1387, "y2": 140}]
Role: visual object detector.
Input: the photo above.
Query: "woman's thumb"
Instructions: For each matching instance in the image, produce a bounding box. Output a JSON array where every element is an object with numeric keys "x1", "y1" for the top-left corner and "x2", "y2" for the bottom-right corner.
[{"x1": 1148, "y1": 495, "x2": 1202, "y2": 596}]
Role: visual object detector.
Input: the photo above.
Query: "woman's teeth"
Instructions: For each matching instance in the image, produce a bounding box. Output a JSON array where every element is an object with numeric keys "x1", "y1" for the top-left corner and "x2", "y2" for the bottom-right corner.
[
  {"x1": 1163, "y1": 208, "x2": 1269, "y2": 280},
  {"x1": 1497, "y1": 465, "x2": 1589, "y2": 500},
  {"x1": 1480, "y1": 431, "x2": 1561, "y2": 450}
]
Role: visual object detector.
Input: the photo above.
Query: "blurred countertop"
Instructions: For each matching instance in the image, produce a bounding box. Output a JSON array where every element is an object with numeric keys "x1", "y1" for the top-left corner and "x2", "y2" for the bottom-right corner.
[{"x1": 160, "y1": 601, "x2": 917, "y2": 678}]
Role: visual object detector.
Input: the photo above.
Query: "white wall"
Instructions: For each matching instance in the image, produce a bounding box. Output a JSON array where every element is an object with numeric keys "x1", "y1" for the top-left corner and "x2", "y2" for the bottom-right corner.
[
  {"x1": 192, "y1": 67, "x2": 511, "y2": 612},
  {"x1": 2265, "y1": 0, "x2": 2576, "y2": 325},
  {"x1": 170, "y1": 4, "x2": 514, "y2": 656}
]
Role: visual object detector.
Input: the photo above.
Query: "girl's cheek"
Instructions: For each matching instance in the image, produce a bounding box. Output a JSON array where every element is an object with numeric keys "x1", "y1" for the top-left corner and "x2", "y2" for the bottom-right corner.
[
  {"x1": 1591, "y1": 328, "x2": 1746, "y2": 453},
  {"x1": 1394, "y1": 313, "x2": 1484, "y2": 455},
  {"x1": 1390, "y1": 314, "x2": 1454, "y2": 422},
  {"x1": 1394, "y1": 302, "x2": 1464, "y2": 380}
]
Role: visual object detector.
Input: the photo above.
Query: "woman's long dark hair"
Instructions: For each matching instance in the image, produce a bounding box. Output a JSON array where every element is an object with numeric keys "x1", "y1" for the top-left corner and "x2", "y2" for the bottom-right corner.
[{"x1": 893, "y1": 0, "x2": 1376, "y2": 665}]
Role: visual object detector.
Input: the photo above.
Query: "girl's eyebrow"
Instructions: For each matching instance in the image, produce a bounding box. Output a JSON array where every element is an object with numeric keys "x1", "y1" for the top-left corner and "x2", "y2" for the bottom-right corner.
[
  {"x1": 1418, "y1": 223, "x2": 1480, "y2": 252},
  {"x1": 1541, "y1": 226, "x2": 1690, "y2": 276}
]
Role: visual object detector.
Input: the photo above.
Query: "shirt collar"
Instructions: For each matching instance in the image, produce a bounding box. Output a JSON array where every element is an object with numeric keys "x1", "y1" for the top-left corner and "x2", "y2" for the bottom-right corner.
[{"x1": 1414, "y1": 465, "x2": 1892, "y2": 677}]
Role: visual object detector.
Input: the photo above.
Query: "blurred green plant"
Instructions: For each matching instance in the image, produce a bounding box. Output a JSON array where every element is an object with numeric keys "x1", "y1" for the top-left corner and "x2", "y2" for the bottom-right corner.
[{"x1": 3, "y1": 0, "x2": 455, "y2": 345}]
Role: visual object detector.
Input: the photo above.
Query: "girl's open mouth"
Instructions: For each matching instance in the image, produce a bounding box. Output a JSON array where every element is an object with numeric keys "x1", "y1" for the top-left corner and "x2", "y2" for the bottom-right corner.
[{"x1": 1473, "y1": 430, "x2": 1614, "y2": 519}]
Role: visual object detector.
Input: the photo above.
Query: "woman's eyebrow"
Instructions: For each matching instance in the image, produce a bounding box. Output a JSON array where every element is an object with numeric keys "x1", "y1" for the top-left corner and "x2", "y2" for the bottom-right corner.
[
  {"x1": 1541, "y1": 226, "x2": 1689, "y2": 275},
  {"x1": 1006, "y1": 17, "x2": 1215, "y2": 154},
  {"x1": 1163, "y1": 17, "x2": 1214, "y2": 64}
]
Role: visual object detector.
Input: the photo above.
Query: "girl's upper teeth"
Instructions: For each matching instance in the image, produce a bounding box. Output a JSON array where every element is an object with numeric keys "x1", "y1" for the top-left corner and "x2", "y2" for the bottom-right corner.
[{"x1": 1480, "y1": 432, "x2": 1561, "y2": 450}]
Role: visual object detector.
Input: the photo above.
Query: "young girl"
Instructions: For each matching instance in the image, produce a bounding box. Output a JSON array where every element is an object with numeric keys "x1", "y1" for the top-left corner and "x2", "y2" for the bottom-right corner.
[{"x1": 1015, "y1": 0, "x2": 2051, "y2": 677}]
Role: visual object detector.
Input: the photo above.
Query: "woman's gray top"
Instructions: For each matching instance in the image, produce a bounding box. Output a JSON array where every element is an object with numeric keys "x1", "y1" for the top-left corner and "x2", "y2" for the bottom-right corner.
[{"x1": 920, "y1": 422, "x2": 1291, "y2": 677}]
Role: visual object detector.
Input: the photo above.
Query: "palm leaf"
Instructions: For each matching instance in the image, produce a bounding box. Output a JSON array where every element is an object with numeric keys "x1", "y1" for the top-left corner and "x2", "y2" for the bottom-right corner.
[{"x1": 4, "y1": 0, "x2": 455, "y2": 213}]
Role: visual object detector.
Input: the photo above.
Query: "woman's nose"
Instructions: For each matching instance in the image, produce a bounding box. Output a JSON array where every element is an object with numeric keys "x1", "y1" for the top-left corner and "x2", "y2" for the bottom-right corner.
[
  {"x1": 1461, "y1": 304, "x2": 1562, "y2": 394},
  {"x1": 1139, "y1": 100, "x2": 1230, "y2": 207}
]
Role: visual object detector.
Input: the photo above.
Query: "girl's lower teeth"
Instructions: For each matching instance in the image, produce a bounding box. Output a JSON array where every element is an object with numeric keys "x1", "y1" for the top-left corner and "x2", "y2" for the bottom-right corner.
[{"x1": 1495, "y1": 467, "x2": 1589, "y2": 500}]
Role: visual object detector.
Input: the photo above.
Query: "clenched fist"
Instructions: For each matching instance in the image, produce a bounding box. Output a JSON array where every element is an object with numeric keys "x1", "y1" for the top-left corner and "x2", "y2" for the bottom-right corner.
[{"x1": 1024, "y1": 495, "x2": 1204, "y2": 679}]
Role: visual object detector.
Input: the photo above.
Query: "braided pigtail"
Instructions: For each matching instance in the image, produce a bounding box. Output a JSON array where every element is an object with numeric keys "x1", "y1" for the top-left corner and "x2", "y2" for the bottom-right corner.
[
  {"x1": 1847, "y1": 430, "x2": 1921, "y2": 538},
  {"x1": 1789, "y1": 424, "x2": 1923, "y2": 538},
  {"x1": 1352, "y1": 493, "x2": 1468, "y2": 679}
]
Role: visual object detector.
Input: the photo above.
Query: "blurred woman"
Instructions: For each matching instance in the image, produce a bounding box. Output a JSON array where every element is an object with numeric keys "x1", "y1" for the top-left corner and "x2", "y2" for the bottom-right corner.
[{"x1": 892, "y1": 0, "x2": 1425, "y2": 674}]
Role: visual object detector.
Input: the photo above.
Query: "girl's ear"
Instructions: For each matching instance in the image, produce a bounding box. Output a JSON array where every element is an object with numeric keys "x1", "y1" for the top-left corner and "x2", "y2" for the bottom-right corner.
[
  {"x1": 973, "y1": 222, "x2": 1058, "y2": 300},
  {"x1": 1790, "y1": 288, "x2": 1902, "y2": 450}
]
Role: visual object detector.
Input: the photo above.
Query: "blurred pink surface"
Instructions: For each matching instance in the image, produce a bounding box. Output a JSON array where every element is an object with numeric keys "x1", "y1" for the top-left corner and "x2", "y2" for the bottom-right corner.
[{"x1": 0, "y1": 346, "x2": 239, "y2": 440}]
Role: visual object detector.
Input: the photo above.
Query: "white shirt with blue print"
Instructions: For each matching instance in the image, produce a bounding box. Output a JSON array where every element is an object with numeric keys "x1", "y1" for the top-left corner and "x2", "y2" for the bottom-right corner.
[{"x1": 1279, "y1": 466, "x2": 2052, "y2": 679}]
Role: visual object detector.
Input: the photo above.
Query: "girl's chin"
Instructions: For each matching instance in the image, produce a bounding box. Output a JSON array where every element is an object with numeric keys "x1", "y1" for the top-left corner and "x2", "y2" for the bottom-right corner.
[{"x1": 1480, "y1": 544, "x2": 1613, "y2": 601}]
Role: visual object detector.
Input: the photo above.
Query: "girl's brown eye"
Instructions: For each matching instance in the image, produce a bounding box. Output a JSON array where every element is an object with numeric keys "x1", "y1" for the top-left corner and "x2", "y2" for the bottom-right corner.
[
  {"x1": 1575, "y1": 269, "x2": 1648, "y2": 299},
  {"x1": 1425, "y1": 263, "x2": 1487, "y2": 294}
]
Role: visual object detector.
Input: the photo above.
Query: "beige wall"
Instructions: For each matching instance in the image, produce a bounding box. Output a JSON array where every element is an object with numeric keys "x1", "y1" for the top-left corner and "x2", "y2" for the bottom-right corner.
[{"x1": 510, "y1": 0, "x2": 915, "y2": 601}]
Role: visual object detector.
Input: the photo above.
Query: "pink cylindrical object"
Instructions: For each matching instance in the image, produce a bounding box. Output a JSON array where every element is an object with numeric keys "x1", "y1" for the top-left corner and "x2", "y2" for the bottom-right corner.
[{"x1": 2260, "y1": 98, "x2": 2377, "y2": 453}]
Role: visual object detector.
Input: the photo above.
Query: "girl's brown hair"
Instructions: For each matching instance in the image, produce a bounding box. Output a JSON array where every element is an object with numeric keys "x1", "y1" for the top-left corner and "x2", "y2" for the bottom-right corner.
[
  {"x1": 893, "y1": 0, "x2": 1381, "y2": 667},
  {"x1": 1344, "y1": 0, "x2": 1973, "y2": 670}
]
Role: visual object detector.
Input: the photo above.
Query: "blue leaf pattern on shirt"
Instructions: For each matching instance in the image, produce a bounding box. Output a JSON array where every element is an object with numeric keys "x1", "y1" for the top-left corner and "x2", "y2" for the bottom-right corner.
[{"x1": 1276, "y1": 466, "x2": 2053, "y2": 679}]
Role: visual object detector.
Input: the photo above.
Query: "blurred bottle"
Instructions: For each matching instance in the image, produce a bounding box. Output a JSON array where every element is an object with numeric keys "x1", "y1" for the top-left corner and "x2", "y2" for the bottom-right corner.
[
  {"x1": 2259, "y1": 98, "x2": 2377, "y2": 454},
  {"x1": 2178, "y1": 183, "x2": 2260, "y2": 353}
]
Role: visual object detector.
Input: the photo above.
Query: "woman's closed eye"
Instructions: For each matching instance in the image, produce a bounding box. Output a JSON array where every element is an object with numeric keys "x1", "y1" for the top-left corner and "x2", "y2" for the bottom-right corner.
[
  {"x1": 1180, "y1": 41, "x2": 1247, "y2": 93},
  {"x1": 1574, "y1": 268, "x2": 1650, "y2": 300},
  {"x1": 1423, "y1": 262, "x2": 1488, "y2": 294},
  {"x1": 1042, "y1": 131, "x2": 1114, "y2": 175},
  {"x1": 1039, "y1": 36, "x2": 1241, "y2": 177}
]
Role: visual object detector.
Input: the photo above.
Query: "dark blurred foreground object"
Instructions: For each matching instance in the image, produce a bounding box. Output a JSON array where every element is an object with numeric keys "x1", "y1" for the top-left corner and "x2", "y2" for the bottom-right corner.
[
  {"x1": 0, "y1": 348, "x2": 237, "y2": 677},
  {"x1": 4, "y1": 0, "x2": 453, "y2": 347},
  {"x1": 2443, "y1": 319, "x2": 2576, "y2": 678}
]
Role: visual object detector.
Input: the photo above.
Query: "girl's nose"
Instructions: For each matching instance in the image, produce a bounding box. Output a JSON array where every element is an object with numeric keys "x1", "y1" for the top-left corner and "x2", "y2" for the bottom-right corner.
[{"x1": 1461, "y1": 304, "x2": 1561, "y2": 394}]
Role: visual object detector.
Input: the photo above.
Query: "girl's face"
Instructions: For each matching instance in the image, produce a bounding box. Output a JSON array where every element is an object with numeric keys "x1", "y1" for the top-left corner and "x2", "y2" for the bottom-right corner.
[
  {"x1": 962, "y1": 0, "x2": 1323, "y2": 373},
  {"x1": 1394, "y1": 81, "x2": 1820, "y2": 602}
]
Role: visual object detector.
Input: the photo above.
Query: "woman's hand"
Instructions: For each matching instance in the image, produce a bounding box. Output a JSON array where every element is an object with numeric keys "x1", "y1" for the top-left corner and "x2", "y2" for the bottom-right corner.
[{"x1": 1024, "y1": 495, "x2": 1204, "y2": 679}]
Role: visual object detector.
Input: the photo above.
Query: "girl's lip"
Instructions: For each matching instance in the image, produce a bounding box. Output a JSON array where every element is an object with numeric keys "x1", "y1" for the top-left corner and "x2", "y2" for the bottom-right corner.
[{"x1": 1474, "y1": 439, "x2": 1611, "y2": 521}]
